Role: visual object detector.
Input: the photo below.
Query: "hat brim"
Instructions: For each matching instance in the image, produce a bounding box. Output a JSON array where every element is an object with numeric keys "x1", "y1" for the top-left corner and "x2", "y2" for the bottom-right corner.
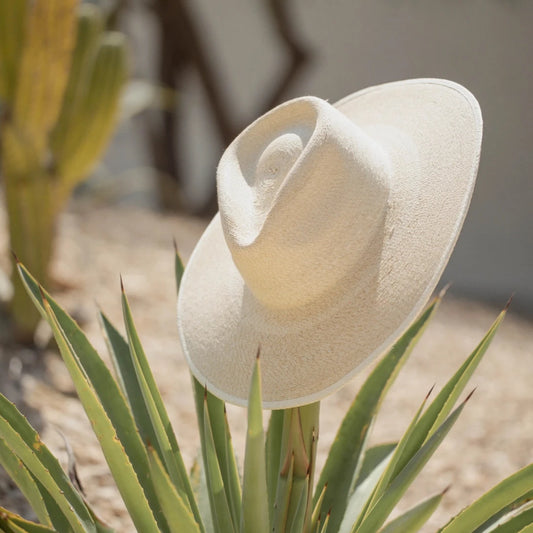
[{"x1": 178, "y1": 79, "x2": 482, "y2": 408}]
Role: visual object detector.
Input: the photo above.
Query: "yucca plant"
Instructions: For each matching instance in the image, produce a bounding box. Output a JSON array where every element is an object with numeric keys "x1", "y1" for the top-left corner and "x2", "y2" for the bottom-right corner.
[
  {"x1": 0, "y1": 0, "x2": 127, "y2": 340},
  {"x1": 0, "y1": 252, "x2": 531, "y2": 533}
]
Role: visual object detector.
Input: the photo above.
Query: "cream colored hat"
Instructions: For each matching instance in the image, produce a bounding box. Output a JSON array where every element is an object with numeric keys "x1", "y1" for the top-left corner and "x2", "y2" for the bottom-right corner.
[{"x1": 178, "y1": 78, "x2": 482, "y2": 408}]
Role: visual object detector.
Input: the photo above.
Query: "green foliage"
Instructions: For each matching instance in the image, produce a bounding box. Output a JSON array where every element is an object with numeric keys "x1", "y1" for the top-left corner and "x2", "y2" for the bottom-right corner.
[
  {"x1": 0, "y1": 256, "x2": 530, "y2": 532},
  {"x1": 0, "y1": 0, "x2": 127, "y2": 340}
]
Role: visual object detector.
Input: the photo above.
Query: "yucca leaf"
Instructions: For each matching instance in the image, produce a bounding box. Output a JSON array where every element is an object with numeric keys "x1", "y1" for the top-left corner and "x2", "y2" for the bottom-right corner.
[
  {"x1": 270, "y1": 403, "x2": 319, "y2": 533},
  {"x1": 33, "y1": 476, "x2": 72, "y2": 533},
  {"x1": 379, "y1": 488, "x2": 446, "y2": 533},
  {"x1": 266, "y1": 409, "x2": 284, "y2": 519},
  {"x1": 101, "y1": 305, "x2": 201, "y2": 525},
  {"x1": 471, "y1": 490, "x2": 533, "y2": 533},
  {"x1": 315, "y1": 296, "x2": 440, "y2": 531},
  {"x1": 364, "y1": 387, "x2": 434, "y2": 514},
  {"x1": 222, "y1": 410, "x2": 242, "y2": 528},
  {"x1": 390, "y1": 306, "x2": 507, "y2": 481},
  {"x1": 299, "y1": 403, "x2": 320, "y2": 531},
  {"x1": 338, "y1": 445, "x2": 395, "y2": 533},
  {"x1": 311, "y1": 482, "x2": 329, "y2": 533},
  {"x1": 0, "y1": 507, "x2": 55, "y2": 533},
  {"x1": 439, "y1": 463, "x2": 533, "y2": 533},
  {"x1": 87, "y1": 511, "x2": 116, "y2": 533},
  {"x1": 283, "y1": 413, "x2": 309, "y2": 529},
  {"x1": 350, "y1": 443, "x2": 397, "y2": 497},
  {"x1": 99, "y1": 311, "x2": 134, "y2": 402},
  {"x1": 120, "y1": 285, "x2": 201, "y2": 524},
  {"x1": 58, "y1": 441, "x2": 116, "y2": 533},
  {"x1": 43, "y1": 300, "x2": 163, "y2": 533},
  {"x1": 287, "y1": 475, "x2": 310, "y2": 533},
  {"x1": 184, "y1": 247, "x2": 240, "y2": 530},
  {"x1": 175, "y1": 245, "x2": 185, "y2": 293},
  {"x1": 101, "y1": 309, "x2": 200, "y2": 528},
  {"x1": 319, "y1": 511, "x2": 331, "y2": 533},
  {"x1": 190, "y1": 458, "x2": 216, "y2": 533},
  {"x1": 17, "y1": 263, "x2": 166, "y2": 533},
  {"x1": 272, "y1": 453, "x2": 295, "y2": 532},
  {"x1": 241, "y1": 357, "x2": 270, "y2": 533},
  {"x1": 0, "y1": 396, "x2": 94, "y2": 533},
  {"x1": 484, "y1": 504, "x2": 533, "y2": 533},
  {"x1": 427, "y1": 306, "x2": 505, "y2": 435},
  {"x1": 0, "y1": 438, "x2": 51, "y2": 526},
  {"x1": 147, "y1": 446, "x2": 203, "y2": 533},
  {"x1": 202, "y1": 395, "x2": 237, "y2": 533},
  {"x1": 193, "y1": 378, "x2": 242, "y2": 530},
  {"x1": 354, "y1": 393, "x2": 473, "y2": 533}
]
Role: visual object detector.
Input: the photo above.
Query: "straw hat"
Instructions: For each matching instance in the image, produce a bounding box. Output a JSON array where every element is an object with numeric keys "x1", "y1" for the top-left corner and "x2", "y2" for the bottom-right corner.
[{"x1": 178, "y1": 78, "x2": 482, "y2": 408}]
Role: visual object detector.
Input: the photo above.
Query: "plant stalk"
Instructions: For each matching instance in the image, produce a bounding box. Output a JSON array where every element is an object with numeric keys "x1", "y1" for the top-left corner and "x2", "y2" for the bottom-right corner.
[{"x1": 273, "y1": 402, "x2": 320, "y2": 533}]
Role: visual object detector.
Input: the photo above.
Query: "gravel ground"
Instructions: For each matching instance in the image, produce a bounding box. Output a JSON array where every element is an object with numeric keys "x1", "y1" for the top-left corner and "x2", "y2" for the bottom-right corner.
[{"x1": 1, "y1": 198, "x2": 532, "y2": 531}]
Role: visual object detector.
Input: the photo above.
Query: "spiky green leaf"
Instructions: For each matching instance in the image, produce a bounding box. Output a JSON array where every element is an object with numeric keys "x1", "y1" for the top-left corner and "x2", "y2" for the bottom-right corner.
[
  {"x1": 379, "y1": 489, "x2": 446, "y2": 533},
  {"x1": 390, "y1": 307, "x2": 507, "y2": 481},
  {"x1": 190, "y1": 458, "x2": 215, "y2": 533},
  {"x1": 175, "y1": 246, "x2": 185, "y2": 294},
  {"x1": 147, "y1": 446, "x2": 202, "y2": 533},
  {"x1": 266, "y1": 409, "x2": 284, "y2": 520},
  {"x1": 241, "y1": 357, "x2": 269, "y2": 533},
  {"x1": 0, "y1": 507, "x2": 55, "y2": 533},
  {"x1": 439, "y1": 464, "x2": 533, "y2": 533},
  {"x1": 485, "y1": 504, "x2": 533, "y2": 533},
  {"x1": 119, "y1": 287, "x2": 201, "y2": 525},
  {"x1": 315, "y1": 296, "x2": 440, "y2": 531},
  {"x1": 272, "y1": 453, "x2": 295, "y2": 532},
  {"x1": 0, "y1": 395, "x2": 94, "y2": 533},
  {"x1": 0, "y1": 438, "x2": 51, "y2": 526},
  {"x1": 193, "y1": 378, "x2": 241, "y2": 530},
  {"x1": 338, "y1": 445, "x2": 395, "y2": 533},
  {"x1": 17, "y1": 263, "x2": 165, "y2": 533},
  {"x1": 202, "y1": 396, "x2": 237, "y2": 533},
  {"x1": 354, "y1": 393, "x2": 472, "y2": 533},
  {"x1": 363, "y1": 388, "x2": 434, "y2": 515}
]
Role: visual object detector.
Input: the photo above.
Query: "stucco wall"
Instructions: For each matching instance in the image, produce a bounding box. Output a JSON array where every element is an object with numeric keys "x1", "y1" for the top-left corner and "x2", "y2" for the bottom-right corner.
[{"x1": 121, "y1": 0, "x2": 533, "y2": 310}]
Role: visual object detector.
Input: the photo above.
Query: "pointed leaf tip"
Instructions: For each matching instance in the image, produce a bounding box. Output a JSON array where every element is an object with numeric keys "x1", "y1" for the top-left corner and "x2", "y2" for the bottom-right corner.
[
  {"x1": 38, "y1": 284, "x2": 48, "y2": 304},
  {"x1": 11, "y1": 250, "x2": 20, "y2": 264},
  {"x1": 438, "y1": 282, "x2": 452, "y2": 299},
  {"x1": 504, "y1": 293, "x2": 514, "y2": 311},
  {"x1": 464, "y1": 388, "x2": 476, "y2": 403},
  {"x1": 120, "y1": 275, "x2": 124, "y2": 292},
  {"x1": 426, "y1": 384, "x2": 436, "y2": 400}
]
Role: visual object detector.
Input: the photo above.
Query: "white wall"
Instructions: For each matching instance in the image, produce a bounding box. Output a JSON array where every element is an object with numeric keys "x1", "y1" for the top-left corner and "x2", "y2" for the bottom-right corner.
[{"x1": 122, "y1": 0, "x2": 533, "y2": 310}]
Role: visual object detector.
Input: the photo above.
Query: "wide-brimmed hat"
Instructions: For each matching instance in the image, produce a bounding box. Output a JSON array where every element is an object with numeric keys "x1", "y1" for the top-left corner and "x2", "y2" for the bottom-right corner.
[{"x1": 177, "y1": 78, "x2": 482, "y2": 408}]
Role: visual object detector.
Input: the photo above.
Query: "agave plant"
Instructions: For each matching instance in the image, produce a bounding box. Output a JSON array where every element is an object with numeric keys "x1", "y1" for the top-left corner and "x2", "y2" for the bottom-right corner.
[
  {"x1": 0, "y1": 0, "x2": 127, "y2": 339},
  {"x1": 0, "y1": 253, "x2": 531, "y2": 532}
]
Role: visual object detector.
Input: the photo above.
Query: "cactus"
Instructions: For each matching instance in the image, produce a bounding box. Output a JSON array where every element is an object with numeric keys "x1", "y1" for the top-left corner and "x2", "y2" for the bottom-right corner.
[{"x1": 0, "y1": 0, "x2": 127, "y2": 341}]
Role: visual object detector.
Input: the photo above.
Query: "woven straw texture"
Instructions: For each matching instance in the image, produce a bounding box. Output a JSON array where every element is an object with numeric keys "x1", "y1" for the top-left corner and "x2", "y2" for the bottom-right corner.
[{"x1": 178, "y1": 79, "x2": 482, "y2": 408}]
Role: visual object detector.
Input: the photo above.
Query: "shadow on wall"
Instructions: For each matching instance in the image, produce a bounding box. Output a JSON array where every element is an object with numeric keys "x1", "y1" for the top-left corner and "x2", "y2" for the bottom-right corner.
[{"x1": 114, "y1": 0, "x2": 532, "y2": 312}]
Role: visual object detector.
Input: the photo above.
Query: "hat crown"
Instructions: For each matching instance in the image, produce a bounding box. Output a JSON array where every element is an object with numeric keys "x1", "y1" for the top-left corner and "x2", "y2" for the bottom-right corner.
[{"x1": 217, "y1": 97, "x2": 392, "y2": 309}]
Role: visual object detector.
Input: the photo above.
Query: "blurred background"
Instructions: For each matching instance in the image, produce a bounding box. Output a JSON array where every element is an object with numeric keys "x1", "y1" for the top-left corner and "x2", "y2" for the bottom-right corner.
[
  {"x1": 0, "y1": 2, "x2": 531, "y2": 527},
  {"x1": 101, "y1": 0, "x2": 532, "y2": 313}
]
